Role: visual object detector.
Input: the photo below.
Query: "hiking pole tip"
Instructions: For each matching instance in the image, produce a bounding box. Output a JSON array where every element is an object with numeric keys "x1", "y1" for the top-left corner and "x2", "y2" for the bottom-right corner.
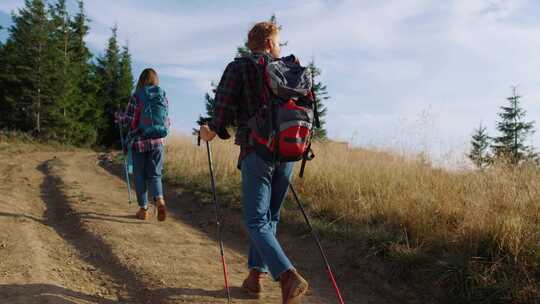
[{"x1": 289, "y1": 184, "x2": 345, "y2": 304}]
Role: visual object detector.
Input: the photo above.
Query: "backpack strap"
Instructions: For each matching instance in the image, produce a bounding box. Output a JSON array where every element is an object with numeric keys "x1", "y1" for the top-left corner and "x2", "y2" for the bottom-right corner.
[
  {"x1": 299, "y1": 73, "x2": 319, "y2": 178},
  {"x1": 311, "y1": 73, "x2": 321, "y2": 129},
  {"x1": 237, "y1": 55, "x2": 275, "y2": 157}
]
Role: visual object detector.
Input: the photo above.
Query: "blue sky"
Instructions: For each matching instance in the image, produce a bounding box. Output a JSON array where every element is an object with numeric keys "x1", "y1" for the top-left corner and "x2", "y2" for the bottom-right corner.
[{"x1": 1, "y1": 0, "x2": 540, "y2": 163}]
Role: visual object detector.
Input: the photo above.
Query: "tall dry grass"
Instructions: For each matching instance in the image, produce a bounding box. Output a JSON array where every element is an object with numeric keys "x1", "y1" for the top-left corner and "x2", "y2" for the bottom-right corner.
[{"x1": 164, "y1": 134, "x2": 540, "y2": 303}]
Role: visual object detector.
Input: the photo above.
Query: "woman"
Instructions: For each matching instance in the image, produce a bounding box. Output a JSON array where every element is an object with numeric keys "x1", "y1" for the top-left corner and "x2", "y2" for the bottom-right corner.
[{"x1": 117, "y1": 68, "x2": 169, "y2": 221}]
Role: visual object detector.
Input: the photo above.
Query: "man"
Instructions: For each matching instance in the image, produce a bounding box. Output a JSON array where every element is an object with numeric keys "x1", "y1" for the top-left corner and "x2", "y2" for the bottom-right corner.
[{"x1": 199, "y1": 21, "x2": 309, "y2": 303}]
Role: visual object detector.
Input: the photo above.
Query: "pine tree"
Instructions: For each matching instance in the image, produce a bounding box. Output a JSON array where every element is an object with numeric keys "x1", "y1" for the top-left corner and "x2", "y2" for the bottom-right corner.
[
  {"x1": 203, "y1": 83, "x2": 217, "y2": 118},
  {"x1": 193, "y1": 85, "x2": 217, "y2": 135},
  {"x1": 308, "y1": 61, "x2": 329, "y2": 140},
  {"x1": 67, "y1": 0, "x2": 100, "y2": 145},
  {"x1": 468, "y1": 124, "x2": 491, "y2": 168},
  {"x1": 95, "y1": 25, "x2": 127, "y2": 146},
  {"x1": 491, "y1": 87, "x2": 536, "y2": 165},
  {"x1": 2, "y1": 0, "x2": 51, "y2": 134},
  {"x1": 118, "y1": 44, "x2": 134, "y2": 101},
  {"x1": 47, "y1": 0, "x2": 73, "y2": 140}
]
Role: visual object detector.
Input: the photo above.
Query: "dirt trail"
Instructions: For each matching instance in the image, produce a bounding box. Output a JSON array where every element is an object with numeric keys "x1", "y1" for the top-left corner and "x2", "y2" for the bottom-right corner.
[{"x1": 0, "y1": 150, "x2": 425, "y2": 304}]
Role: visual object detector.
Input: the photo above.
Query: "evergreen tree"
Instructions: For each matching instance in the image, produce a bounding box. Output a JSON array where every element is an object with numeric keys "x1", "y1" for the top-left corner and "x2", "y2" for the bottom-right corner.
[
  {"x1": 47, "y1": 0, "x2": 73, "y2": 140},
  {"x1": 203, "y1": 84, "x2": 217, "y2": 118},
  {"x1": 95, "y1": 25, "x2": 130, "y2": 146},
  {"x1": 119, "y1": 44, "x2": 134, "y2": 100},
  {"x1": 308, "y1": 61, "x2": 329, "y2": 140},
  {"x1": 468, "y1": 124, "x2": 491, "y2": 168},
  {"x1": 491, "y1": 88, "x2": 536, "y2": 165},
  {"x1": 66, "y1": 0, "x2": 100, "y2": 145},
  {"x1": 194, "y1": 85, "x2": 217, "y2": 135},
  {"x1": 2, "y1": 0, "x2": 51, "y2": 134}
]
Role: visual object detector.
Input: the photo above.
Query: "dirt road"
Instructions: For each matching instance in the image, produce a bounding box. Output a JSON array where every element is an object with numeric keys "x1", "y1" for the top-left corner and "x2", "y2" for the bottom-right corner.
[{"x1": 0, "y1": 150, "x2": 424, "y2": 303}]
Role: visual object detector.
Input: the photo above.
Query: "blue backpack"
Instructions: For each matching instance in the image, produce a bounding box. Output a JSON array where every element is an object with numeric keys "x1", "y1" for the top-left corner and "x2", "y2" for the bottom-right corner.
[{"x1": 133, "y1": 85, "x2": 169, "y2": 139}]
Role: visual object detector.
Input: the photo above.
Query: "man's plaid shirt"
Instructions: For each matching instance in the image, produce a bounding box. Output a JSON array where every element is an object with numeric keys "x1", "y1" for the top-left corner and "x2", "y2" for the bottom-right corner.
[
  {"x1": 119, "y1": 91, "x2": 169, "y2": 153},
  {"x1": 208, "y1": 52, "x2": 274, "y2": 163}
]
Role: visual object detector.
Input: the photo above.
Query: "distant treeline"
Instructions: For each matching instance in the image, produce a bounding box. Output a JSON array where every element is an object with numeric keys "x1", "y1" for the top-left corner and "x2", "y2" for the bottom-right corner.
[{"x1": 0, "y1": 0, "x2": 133, "y2": 147}]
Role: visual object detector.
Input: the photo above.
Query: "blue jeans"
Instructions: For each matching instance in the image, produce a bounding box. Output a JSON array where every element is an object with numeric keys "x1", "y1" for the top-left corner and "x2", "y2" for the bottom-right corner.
[
  {"x1": 241, "y1": 152, "x2": 294, "y2": 280},
  {"x1": 132, "y1": 146, "x2": 164, "y2": 209}
]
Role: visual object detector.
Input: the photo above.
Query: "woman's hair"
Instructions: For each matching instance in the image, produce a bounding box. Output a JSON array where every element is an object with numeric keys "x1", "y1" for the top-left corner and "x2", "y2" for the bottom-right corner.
[
  {"x1": 247, "y1": 21, "x2": 279, "y2": 52},
  {"x1": 136, "y1": 68, "x2": 159, "y2": 91}
]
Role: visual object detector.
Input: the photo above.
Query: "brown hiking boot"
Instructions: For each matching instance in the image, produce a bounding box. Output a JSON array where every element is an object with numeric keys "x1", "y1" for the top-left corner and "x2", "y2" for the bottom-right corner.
[
  {"x1": 136, "y1": 208, "x2": 149, "y2": 220},
  {"x1": 280, "y1": 269, "x2": 308, "y2": 304},
  {"x1": 242, "y1": 269, "x2": 266, "y2": 297},
  {"x1": 156, "y1": 197, "x2": 166, "y2": 222}
]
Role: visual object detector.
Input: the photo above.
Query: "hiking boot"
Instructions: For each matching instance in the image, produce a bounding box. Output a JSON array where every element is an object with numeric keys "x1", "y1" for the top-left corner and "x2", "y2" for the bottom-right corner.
[
  {"x1": 280, "y1": 269, "x2": 308, "y2": 304},
  {"x1": 136, "y1": 208, "x2": 149, "y2": 220},
  {"x1": 156, "y1": 197, "x2": 166, "y2": 222},
  {"x1": 242, "y1": 268, "x2": 266, "y2": 298}
]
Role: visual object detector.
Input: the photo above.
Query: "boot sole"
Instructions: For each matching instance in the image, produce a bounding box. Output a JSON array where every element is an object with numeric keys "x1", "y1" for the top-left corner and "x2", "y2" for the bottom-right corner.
[
  {"x1": 136, "y1": 210, "x2": 149, "y2": 220},
  {"x1": 157, "y1": 205, "x2": 166, "y2": 222},
  {"x1": 285, "y1": 280, "x2": 308, "y2": 304},
  {"x1": 242, "y1": 281, "x2": 262, "y2": 299}
]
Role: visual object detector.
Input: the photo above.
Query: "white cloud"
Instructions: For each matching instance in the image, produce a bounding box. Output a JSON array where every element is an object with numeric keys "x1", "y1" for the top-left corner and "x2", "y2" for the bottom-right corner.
[
  {"x1": 159, "y1": 66, "x2": 219, "y2": 92},
  {"x1": 84, "y1": 0, "x2": 254, "y2": 65}
]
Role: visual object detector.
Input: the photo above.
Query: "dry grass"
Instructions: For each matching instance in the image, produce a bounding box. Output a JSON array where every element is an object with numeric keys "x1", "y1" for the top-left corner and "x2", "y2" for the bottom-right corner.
[
  {"x1": 164, "y1": 134, "x2": 540, "y2": 303},
  {"x1": 0, "y1": 129, "x2": 75, "y2": 153}
]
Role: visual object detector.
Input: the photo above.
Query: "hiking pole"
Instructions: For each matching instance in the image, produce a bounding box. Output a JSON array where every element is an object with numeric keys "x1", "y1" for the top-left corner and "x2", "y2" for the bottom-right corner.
[
  {"x1": 289, "y1": 184, "x2": 345, "y2": 304},
  {"x1": 118, "y1": 124, "x2": 133, "y2": 204},
  {"x1": 198, "y1": 133, "x2": 232, "y2": 303}
]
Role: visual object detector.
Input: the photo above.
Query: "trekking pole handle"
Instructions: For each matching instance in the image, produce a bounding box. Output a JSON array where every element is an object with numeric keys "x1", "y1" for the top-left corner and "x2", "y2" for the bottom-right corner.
[{"x1": 299, "y1": 157, "x2": 307, "y2": 178}]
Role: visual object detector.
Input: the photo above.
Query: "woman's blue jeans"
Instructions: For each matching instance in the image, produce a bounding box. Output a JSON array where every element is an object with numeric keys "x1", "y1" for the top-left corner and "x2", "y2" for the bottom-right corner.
[{"x1": 132, "y1": 146, "x2": 164, "y2": 209}]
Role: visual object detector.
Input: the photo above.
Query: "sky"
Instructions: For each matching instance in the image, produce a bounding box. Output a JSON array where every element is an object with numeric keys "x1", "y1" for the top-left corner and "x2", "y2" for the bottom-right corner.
[{"x1": 1, "y1": 0, "x2": 539, "y2": 164}]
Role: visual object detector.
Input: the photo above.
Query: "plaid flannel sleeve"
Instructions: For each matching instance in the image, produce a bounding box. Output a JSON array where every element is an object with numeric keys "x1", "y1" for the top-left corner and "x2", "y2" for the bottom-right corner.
[
  {"x1": 208, "y1": 61, "x2": 240, "y2": 139},
  {"x1": 120, "y1": 95, "x2": 137, "y2": 129}
]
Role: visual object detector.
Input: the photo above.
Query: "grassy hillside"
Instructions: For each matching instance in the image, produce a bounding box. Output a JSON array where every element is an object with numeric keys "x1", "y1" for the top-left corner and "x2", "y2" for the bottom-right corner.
[{"x1": 164, "y1": 134, "x2": 540, "y2": 303}]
